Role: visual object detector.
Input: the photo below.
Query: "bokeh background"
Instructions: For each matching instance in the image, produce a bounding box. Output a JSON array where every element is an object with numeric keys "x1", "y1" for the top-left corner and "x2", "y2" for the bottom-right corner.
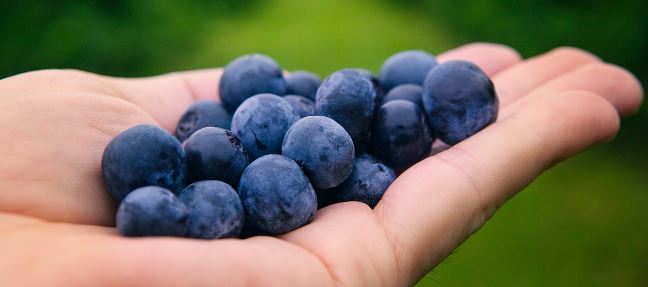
[{"x1": 1, "y1": 0, "x2": 646, "y2": 285}]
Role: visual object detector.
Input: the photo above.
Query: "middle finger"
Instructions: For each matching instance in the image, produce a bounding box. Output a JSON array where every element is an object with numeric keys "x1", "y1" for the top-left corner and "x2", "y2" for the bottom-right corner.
[{"x1": 493, "y1": 47, "x2": 601, "y2": 107}]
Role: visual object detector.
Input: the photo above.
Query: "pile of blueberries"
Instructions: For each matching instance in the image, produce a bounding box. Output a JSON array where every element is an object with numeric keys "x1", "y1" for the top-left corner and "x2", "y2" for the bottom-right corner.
[{"x1": 101, "y1": 50, "x2": 498, "y2": 239}]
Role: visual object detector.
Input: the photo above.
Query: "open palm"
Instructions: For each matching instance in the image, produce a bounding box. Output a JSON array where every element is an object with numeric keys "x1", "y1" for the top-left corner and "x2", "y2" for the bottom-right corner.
[{"x1": 0, "y1": 43, "x2": 642, "y2": 286}]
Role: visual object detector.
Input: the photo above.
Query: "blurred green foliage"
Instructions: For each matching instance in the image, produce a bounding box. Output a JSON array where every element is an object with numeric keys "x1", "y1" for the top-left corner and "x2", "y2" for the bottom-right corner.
[
  {"x1": 0, "y1": 0, "x2": 255, "y2": 77},
  {"x1": 1, "y1": 0, "x2": 646, "y2": 286}
]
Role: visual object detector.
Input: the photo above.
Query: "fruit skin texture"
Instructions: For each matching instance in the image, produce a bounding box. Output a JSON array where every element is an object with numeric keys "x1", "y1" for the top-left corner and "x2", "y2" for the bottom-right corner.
[
  {"x1": 175, "y1": 100, "x2": 232, "y2": 143},
  {"x1": 219, "y1": 54, "x2": 287, "y2": 113},
  {"x1": 282, "y1": 116, "x2": 355, "y2": 189},
  {"x1": 344, "y1": 68, "x2": 385, "y2": 104},
  {"x1": 231, "y1": 94, "x2": 300, "y2": 161},
  {"x1": 285, "y1": 71, "x2": 321, "y2": 100},
  {"x1": 379, "y1": 50, "x2": 438, "y2": 91},
  {"x1": 102, "y1": 125, "x2": 185, "y2": 202},
  {"x1": 422, "y1": 60, "x2": 498, "y2": 145},
  {"x1": 183, "y1": 127, "x2": 248, "y2": 186},
  {"x1": 238, "y1": 154, "x2": 317, "y2": 235},
  {"x1": 371, "y1": 100, "x2": 433, "y2": 170},
  {"x1": 178, "y1": 180, "x2": 244, "y2": 239},
  {"x1": 315, "y1": 69, "x2": 375, "y2": 145},
  {"x1": 382, "y1": 84, "x2": 423, "y2": 108},
  {"x1": 283, "y1": 95, "x2": 315, "y2": 118},
  {"x1": 330, "y1": 154, "x2": 396, "y2": 208},
  {"x1": 116, "y1": 186, "x2": 189, "y2": 237}
]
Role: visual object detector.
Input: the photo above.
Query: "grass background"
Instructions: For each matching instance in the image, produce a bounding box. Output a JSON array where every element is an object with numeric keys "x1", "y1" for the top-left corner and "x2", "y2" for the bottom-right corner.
[{"x1": 1, "y1": 0, "x2": 646, "y2": 285}]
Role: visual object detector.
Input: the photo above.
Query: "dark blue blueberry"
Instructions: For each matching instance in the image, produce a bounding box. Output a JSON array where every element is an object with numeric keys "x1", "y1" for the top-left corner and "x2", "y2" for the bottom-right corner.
[
  {"x1": 116, "y1": 186, "x2": 188, "y2": 237},
  {"x1": 175, "y1": 100, "x2": 232, "y2": 143},
  {"x1": 282, "y1": 116, "x2": 355, "y2": 189},
  {"x1": 285, "y1": 71, "x2": 321, "y2": 100},
  {"x1": 343, "y1": 68, "x2": 385, "y2": 104},
  {"x1": 238, "y1": 155, "x2": 317, "y2": 235},
  {"x1": 328, "y1": 154, "x2": 396, "y2": 208},
  {"x1": 422, "y1": 60, "x2": 498, "y2": 145},
  {"x1": 178, "y1": 180, "x2": 244, "y2": 239},
  {"x1": 231, "y1": 94, "x2": 300, "y2": 160},
  {"x1": 379, "y1": 50, "x2": 438, "y2": 91},
  {"x1": 219, "y1": 54, "x2": 287, "y2": 113},
  {"x1": 183, "y1": 127, "x2": 248, "y2": 186},
  {"x1": 382, "y1": 84, "x2": 423, "y2": 108},
  {"x1": 315, "y1": 70, "x2": 375, "y2": 144},
  {"x1": 283, "y1": 95, "x2": 315, "y2": 118},
  {"x1": 371, "y1": 100, "x2": 433, "y2": 170},
  {"x1": 342, "y1": 67, "x2": 381, "y2": 156},
  {"x1": 102, "y1": 125, "x2": 185, "y2": 202}
]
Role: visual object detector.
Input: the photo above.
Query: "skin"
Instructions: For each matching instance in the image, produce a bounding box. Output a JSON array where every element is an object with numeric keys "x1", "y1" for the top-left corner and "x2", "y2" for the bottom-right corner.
[{"x1": 0, "y1": 43, "x2": 643, "y2": 286}]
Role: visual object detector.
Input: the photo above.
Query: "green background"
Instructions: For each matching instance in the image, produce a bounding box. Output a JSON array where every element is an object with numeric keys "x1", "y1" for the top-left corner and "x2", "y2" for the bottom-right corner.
[{"x1": 1, "y1": 0, "x2": 646, "y2": 285}]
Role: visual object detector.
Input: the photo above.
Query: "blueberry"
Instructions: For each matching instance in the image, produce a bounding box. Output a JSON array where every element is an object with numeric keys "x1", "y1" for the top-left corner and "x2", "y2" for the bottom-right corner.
[
  {"x1": 379, "y1": 50, "x2": 438, "y2": 91},
  {"x1": 102, "y1": 125, "x2": 185, "y2": 202},
  {"x1": 330, "y1": 69, "x2": 382, "y2": 153},
  {"x1": 329, "y1": 154, "x2": 396, "y2": 208},
  {"x1": 175, "y1": 100, "x2": 232, "y2": 143},
  {"x1": 178, "y1": 180, "x2": 244, "y2": 239},
  {"x1": 382, "y1": 84, "x2": 423, "y2": 108},
  {"x1": 285, "y1": 71, "x2": 321, "y2": 100},
  {"x1": 116, "y1": 186, "x2": 188, "y2": 237},
  {"x1": 371, "y1": 100, "x2": 433, "y2": 170},
  {"x1": 238, "y1": 155, "x2": 317, "y2": 235},
  {"x1": 283, "y1": 95, "x2": 315, "y2": 118},
  {"x1": 343, "y1": 68, "x2": 385, "y2": 104},
  {"x1": 282, "y1": 116, "x2": 355, "y2": 189},
  {"x1": 231, "y1": 94, "x2": 299, "y2": 160},
  {"x1": 183, "y1": 127, "x2": 248, "y2": 186},
  {"x1": 315, "y1": 70, "x2": 375, "y2": 144},
  {"x1": 422, "y1": 60, "x2": 498, "y2": 145},
  {"x1": 219, "y1": 54, "x2": 287, "y2": 113}
]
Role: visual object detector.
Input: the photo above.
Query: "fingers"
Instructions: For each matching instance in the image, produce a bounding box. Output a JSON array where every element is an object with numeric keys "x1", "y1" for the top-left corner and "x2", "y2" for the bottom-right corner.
[
  {"x1": 493, "y1": 47, "x2": 601, "y2": 107},
  {"x1": 518, "y1": 63, "x2": 644, "y2": 117},
  {"x1": 109, "y1": 69, "x2": 222, "y2": 132},
  {"x1": 374, "y1": 90, "x2": 621, "y2": 282},
  {"x1": 437, "y1": 42, "x2": 522, "y2": 76}
]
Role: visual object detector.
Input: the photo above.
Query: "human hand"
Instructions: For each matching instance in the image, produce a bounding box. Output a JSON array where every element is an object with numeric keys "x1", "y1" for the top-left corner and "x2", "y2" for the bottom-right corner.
[{"x1": 0, "y1": 43, "x2": 642, "y2": 286}]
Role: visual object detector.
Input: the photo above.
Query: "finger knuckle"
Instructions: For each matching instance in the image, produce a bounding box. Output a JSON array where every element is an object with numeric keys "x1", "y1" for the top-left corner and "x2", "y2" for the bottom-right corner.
[{"x1": 434, "y1": 148, "x2": 489, "y2": 211}]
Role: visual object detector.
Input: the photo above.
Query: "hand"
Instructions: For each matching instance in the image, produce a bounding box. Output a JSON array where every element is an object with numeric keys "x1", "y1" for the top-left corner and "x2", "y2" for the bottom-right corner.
[{"x1": 0, "y1": 43, "x2": 642, "y2": 286}]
